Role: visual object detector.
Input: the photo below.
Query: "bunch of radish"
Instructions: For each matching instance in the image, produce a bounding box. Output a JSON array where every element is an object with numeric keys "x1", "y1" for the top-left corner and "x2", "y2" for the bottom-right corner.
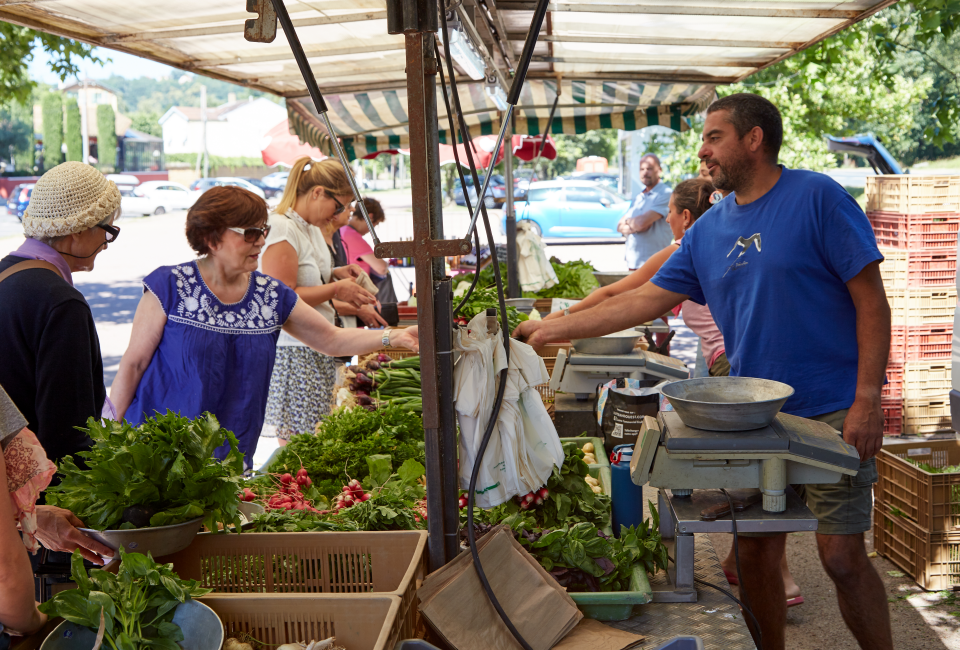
[
  {"x1": 516, "y1": 486, "x2": 549, "y2": 510},
  {"x1": 246, "y1": 467, "x2": 320, "y2": 513},
  {"x1": 332, "y1": 479, "x2": 372, "y2": 512},
  {"x1": 458, "y1": 494, "x2": 469, "y2": 509}
]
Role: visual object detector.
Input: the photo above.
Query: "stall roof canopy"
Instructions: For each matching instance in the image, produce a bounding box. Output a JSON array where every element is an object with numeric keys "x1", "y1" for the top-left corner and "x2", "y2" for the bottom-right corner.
[{"x1": 1, "y1": 0, "x2": 896, "y2": 158}]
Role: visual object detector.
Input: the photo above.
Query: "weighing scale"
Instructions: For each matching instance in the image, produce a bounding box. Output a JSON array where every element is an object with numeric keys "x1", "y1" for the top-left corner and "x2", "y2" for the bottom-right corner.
[
  {"x1": 629, "y1": 409, "x2": 860, "y2": 602},
  {"x1": 549, "y1": 348, "x2": 689, "y2": 400}
]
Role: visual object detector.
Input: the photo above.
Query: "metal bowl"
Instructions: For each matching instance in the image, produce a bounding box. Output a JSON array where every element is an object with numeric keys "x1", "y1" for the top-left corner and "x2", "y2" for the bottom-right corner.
[
  {"x1": 571, "y1": 330, "x2": 642, "y2": 355},
  {"x1": 79, "y1": 516, "x2": 204, "y2": 558},
  {"x1": 42, "y1": 599, "x2": 223, "y2": 650},
  {"x1": 659, "y1": 377, "x2": 795, "y2": 431},
  {"x1": 593, "y1": 271, "x2": 629, "y2": 287},
  {"x1": 505, "y1": 298, "x2": 536, "y2": 314}
]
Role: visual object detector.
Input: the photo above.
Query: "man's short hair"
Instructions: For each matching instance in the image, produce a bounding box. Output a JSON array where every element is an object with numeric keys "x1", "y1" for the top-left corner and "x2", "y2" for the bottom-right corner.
[
  {"x1": 707, "y1": 93, "x2": 783, "y2": 160},
  {"x1": 640, "y1": 153, "x2": 661, "y2": 168}
]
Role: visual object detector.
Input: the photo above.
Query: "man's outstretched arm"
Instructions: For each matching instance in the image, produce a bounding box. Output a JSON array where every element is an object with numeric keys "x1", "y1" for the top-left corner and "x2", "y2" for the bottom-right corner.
[{"x1": 513, "y1": 281, "x2": 688, "y2": 350}]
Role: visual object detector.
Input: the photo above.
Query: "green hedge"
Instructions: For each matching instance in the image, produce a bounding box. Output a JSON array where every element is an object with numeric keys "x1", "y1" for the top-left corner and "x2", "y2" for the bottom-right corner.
[
  {"x1": 65, "y1": 98, "x2": 81, "y2": 163},
  {"x1": 96, "y1": 105, "x2": 116, "y2": 171},
  {"x1": 41, "y1": 94, "x2": 63, "y2": 170}
]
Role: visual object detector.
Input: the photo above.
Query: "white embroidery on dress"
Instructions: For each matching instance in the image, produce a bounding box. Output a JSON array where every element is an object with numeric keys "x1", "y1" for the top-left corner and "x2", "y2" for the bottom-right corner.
[{"x1": 169, "y1": 263, "x2": 284, "y2": 334}]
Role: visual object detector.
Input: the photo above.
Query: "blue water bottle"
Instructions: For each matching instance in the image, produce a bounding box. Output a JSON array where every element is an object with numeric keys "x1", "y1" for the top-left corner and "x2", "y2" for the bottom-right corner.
[{"x1": 610, "y1": 444, "x2": 645, "y2": 537}]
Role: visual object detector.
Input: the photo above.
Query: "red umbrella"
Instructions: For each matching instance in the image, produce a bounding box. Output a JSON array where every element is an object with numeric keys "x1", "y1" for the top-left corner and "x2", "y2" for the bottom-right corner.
[
  {"x1": 261, "y1": 119, "x2": 327, "y2": 167},
  {"x1": 432, "y1": 134, "x2": 557, "y2": 166}
]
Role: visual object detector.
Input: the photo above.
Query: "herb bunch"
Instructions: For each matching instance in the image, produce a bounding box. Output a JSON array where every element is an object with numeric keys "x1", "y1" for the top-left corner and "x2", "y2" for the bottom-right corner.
[
  {"x1": 46, "y1": 412, "x2": 244, "y2": 532},
  {"x1": 38, "y1": 549, "x2": 211, "y2": 650}
]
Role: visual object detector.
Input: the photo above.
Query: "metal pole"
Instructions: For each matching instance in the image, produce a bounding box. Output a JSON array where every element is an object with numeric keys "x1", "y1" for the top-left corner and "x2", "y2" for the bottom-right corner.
[
  {"x1": 504, "y1": 115, "x2": 519, "y2": 298},
  {"x1": 435, "y1": 277, "x2": 460, "y2": 562}
]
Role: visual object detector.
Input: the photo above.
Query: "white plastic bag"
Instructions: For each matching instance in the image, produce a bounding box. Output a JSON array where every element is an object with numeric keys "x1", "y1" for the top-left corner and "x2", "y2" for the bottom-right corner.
[
  {"x1": 517, "y1": 220, "x2": 558, "y2": 293},
  {"x1": 454, "y1": 311, "x2": 563, "y2": 508}
]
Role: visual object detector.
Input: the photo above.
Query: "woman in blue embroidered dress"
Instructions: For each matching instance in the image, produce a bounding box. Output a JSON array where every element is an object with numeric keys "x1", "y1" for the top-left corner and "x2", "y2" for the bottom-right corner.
[{"x1": 109, "y1": 186, "x2": 419, "y2": 462}]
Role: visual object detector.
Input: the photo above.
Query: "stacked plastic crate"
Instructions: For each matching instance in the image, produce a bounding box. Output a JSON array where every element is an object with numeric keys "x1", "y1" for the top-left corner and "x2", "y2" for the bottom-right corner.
[{"x1": 867, "y1": 175, "x2": 960, "y2": 435}]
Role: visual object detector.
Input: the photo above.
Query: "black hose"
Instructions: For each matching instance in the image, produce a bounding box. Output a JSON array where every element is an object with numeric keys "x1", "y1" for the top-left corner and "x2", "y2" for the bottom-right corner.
[
  {"x1": 439, "y1": 13, "x2": 531, "y2": 650},
  {"x1": 721, "y1": 488, "x2": 763, "y2": 649}
]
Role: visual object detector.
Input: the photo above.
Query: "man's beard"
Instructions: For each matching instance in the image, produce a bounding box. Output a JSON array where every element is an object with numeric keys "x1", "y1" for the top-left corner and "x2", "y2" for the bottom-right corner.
[{"x1": 705, "y1": 156, "x2": 749, "y2": 193}]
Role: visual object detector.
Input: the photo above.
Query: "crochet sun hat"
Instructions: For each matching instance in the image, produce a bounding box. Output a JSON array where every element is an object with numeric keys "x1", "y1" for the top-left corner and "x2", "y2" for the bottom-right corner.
[{"x1": 22, "y1": 162, "x2": 121, "y2": 239}]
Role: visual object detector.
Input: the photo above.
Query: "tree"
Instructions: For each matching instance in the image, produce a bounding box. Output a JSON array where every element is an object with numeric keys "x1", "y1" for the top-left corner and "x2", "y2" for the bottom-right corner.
[
  {"x1": 97, "y1": 104, "x2": 116, "y2": 171},
  {"x1": 128, "y1": 110, "x2": 161, "y2": 137},
  {"x1": 0, "y1": 22, "x2": 103, "y2": 106},
  {"x1": 41, "y1": 92, "x2": 63, "y2": 170},
  {"x1": 0, "y1": 100, "x2": 34, "y2": 172},
  {"x1": 65, "y1": 97, "x2": 81, "y2": 162}
]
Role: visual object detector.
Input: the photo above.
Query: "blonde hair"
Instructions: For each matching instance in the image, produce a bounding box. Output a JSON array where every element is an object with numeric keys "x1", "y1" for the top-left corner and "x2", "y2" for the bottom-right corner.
[{"x1": 276, "y1": 157, "x2": 352, "y2": 214}]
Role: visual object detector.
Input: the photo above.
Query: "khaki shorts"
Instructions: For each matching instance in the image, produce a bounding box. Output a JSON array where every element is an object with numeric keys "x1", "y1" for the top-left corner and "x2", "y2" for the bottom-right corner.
[
  {"x1": 740, "y1": 407, "x2": 877, "y2": 536},
  {"x1": 708, "y1": 353, "x2": 731, "y2": 377}
]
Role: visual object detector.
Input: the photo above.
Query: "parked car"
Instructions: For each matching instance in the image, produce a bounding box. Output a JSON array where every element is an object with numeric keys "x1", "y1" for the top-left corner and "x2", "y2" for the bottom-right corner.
[
  {"x1": 454, "y1": 174, "x2": 506, "y2": 208},
  {"x1": 105, "y1": 174, "x2": 141, "y2": 194},
  {"x1": 501, "y1": 180, "x2": 630, "y2": 238},
  {"x1": 261, "y1": 171, "x2": 289, "y2": 189},
  {"x1": 189, "y1": 177, "x2": 267, "y2": 199},
  {"x1": 563, "y1": 171, "x2": 620, "y2": 192},
  {"x1": 240, "y1": 177, "x2": 282, "y2": 199},
  {"x1": 5, "y1": 183, "x2": 33, "y2": 221},
  {"x1": 120, "y1": 181, "x2": 198, "y2": 216}
]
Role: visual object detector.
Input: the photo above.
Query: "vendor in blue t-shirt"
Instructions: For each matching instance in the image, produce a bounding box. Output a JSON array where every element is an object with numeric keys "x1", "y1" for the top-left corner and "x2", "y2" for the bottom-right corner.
[{"x1": 515, "y1": 94, "x2": 892, "y2": 650}]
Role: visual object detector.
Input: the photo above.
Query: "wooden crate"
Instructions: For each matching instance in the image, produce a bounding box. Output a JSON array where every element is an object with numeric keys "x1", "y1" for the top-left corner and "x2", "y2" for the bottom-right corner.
[
  {"x1": 877, "y1": 440, "x2": 960, "y2": 532},
  {"x1": 866, "y1": 175, "x2": 960, "y2": 215},
  {"x1": 874, "y1": 502, "x2": 960, "y2": 591}
]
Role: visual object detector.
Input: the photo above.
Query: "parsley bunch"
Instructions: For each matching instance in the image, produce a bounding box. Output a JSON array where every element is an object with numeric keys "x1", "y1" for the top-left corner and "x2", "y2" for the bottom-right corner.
[{"x1": 46, "y1": 412, "x2": 244, "y2": 532}]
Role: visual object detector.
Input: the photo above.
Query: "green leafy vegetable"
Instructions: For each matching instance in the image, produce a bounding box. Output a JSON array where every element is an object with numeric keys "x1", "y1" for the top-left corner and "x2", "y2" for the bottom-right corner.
[
  {"x1": 459, "y1": 259, "x2": 598, "y2": 301},
  {"x1": 38, "y1": 549, "x2": 211, "y2": 650},
  {"x1": 46, "y1": 412, "x2": 244, "y2": 532},
  {"x1": 254, "y1": 403, "x2": 425, "y2": 499},
  {"x1": 324, "y1": 458, "x2": 427, "y2": 531},
  {"x1": 249, "y1": 509, "x2": 357, "y2": 533},
  {"x1": 457, "y1": 285, "x2": 529, "y2": 332}
]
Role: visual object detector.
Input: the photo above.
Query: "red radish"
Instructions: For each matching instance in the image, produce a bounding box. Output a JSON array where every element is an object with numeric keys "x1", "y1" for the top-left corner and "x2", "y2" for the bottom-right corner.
[
  {"x1": 296, "y1": 468, "x2": 309, "y2": 478},
  {"x1": 520, "y1": 501, "x2": 530, "y2": 510},
  {"x1": 360, "y1": 493, "x2": 372, "y2": 502},
  {"x1": 523, "y1": 493, "x2": 535, "y2": 504},
  {"x1": 534, "y1": 496, "x2": 544, "y2": 506},
  {"x1": 279, "y1": 473, "x2": 293, "y2": 485},
  {"x1": 537, "y1": 487, "x2": 549, "y2": 500}
]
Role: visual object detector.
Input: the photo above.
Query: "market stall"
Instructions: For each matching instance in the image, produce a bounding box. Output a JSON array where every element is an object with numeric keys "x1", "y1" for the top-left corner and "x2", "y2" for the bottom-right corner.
[{"x1": 2, "y1": 1, "x2": 898, "y2": 649}]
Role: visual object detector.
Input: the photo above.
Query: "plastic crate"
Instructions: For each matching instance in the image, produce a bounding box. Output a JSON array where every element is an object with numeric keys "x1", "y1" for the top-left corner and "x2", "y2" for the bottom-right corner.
[
  {"x1": 559, "y1": 436, "x2": 610, "y2": 470},
  {"x1": 888, "y1": 288, "x2": 958, "y2": 325},
  {"x1": 883, "y1": 399, "x2": 903, "y2": 436},
  {"x1": 877, "y1": 439, "x2": 960, "y2": 532},
  {"x1": 903, "y1": 398, "x2": 953, "y2": 434},
  {"x1": 200, "y1": 594, "x2": 402, "y2": 650},
  {"x1": 880, "y1": 248, "x2": 957, "y2": 288},
  {"x1": 568, "y1": 564, "x2": 652, "y2": 621},
  {"x1": 903, "y1": 361, "x2": 952, "y2": 402},
  {"x1": 890, "y1": 325, "x2": 954, "y2": 362},
  {"x1": 874, "y1": 503, "x2": 960, "y2": 590},
  {"x1": 868, "y1": 211, "x2": 960, "y2": 250},
  {"x1": 164, "y1": 531, "x2": 427, "y2": 641},
  {"x1": 883, "y1": 364, "x2": 903, "y2": 401},
  {"x1": 866, "y1": 175, "x2": 960, "y2": 215},
  {"x1": 535, "y1": 384, "x2": 555, "y2": 402}
]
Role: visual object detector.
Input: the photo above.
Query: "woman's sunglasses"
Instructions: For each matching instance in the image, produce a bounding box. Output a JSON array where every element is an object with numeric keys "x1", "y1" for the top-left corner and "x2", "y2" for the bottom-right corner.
[
  {"x1": 227, "y1": 225, "x2": 272, "y2": 243},
  {"x1": 98, "y1": 223, "x2": 121, "y2": 243},
  {"x1": 330, "y1": 194, "x2": 347, "y2": 216}
]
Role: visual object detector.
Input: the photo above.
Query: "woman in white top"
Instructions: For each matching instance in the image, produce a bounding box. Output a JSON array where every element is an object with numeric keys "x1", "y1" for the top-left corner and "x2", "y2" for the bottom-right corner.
[{"x1": 261, "y1": 158, "x2": 379, "y2": 444}]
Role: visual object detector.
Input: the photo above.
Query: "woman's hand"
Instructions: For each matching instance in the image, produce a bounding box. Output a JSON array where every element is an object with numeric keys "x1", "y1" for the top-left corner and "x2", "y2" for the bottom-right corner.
[
  {"x1": 34, "y1": 505, "x2": 115, "y2": 565},
  {"x1": 333, "y1": 264, "x2": 365, "y2": 281},
  {"x1": 333, "y1": 278, "x2": 377, "y2": 308},
  {"x1": 389, "y1": 326, "x2": 419, "y2": 353},
  {"x1": 358, "y1": 304, "x2": 388, "y2": 327}
]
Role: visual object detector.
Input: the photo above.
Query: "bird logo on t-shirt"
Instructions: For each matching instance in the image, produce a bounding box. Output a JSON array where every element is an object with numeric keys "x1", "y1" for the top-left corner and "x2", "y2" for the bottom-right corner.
[
  {"x1": 727, "y1": 233, "x2": 762, "y2": 258},
  {"x1": 723, "y1": 233, "x2": 761, "y2": 277}
]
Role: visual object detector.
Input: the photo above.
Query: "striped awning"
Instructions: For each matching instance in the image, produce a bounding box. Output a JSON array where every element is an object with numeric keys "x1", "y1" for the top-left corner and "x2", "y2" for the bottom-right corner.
[{"x1": 288, "y1": 79, "x2": 711, "y2": 160}]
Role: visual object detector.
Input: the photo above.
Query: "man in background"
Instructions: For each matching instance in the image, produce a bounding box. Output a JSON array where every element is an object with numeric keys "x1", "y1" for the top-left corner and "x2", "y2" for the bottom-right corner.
[{"x1": 618, "y1": 154, "x2": 673, "y2": 270}]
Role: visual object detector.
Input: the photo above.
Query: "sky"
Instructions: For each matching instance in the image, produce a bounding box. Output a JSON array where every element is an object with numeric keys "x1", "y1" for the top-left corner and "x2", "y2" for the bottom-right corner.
[{"x1": 28, "y1": 46, "x2": 181, "y2": 85}]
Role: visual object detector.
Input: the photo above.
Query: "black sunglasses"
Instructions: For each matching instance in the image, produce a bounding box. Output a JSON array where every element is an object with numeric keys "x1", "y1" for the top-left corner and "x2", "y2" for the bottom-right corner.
[
  {"x1": 98, "y1": 223, "x2": 120, "y2": 243},
  {"x1": 330, "y1": 194, "x2": 347, "y2": 216},
  {"x1": 227, "y1": 225, "x2": 272, "y2": 243}
]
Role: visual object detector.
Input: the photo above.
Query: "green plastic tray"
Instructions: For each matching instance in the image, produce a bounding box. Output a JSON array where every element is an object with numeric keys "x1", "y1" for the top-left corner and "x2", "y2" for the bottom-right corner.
[
  {"x1": 569, "y1": 564, "x2": 653, "y2": 621},
  {"x1": 559, "y1": 436, "x2": 609, "y2": 470}
]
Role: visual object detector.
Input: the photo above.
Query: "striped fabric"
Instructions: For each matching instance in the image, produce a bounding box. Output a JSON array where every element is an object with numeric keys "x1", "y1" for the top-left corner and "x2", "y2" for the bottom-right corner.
[{"x1": 287, "y1": 79, "x2": 712, "y2": 160}]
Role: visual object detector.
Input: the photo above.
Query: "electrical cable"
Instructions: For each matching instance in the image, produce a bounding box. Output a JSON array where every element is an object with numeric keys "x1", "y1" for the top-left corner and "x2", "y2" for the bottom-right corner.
[
  {"x1": 438, "y1": 9, "x2": 535, "y2": 649},
  {"x1": 665, "y1": 551, "x2": 762, "y2": 638},
  {"x1": 721, "y1": 488, "x2": 763, "y2": 649},
  {"x1": 434, "y1": 38, "x2": 483, "y2": 318}
]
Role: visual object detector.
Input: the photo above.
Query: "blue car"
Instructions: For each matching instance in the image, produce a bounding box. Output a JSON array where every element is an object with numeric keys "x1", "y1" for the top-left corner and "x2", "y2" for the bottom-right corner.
[
  {"x1": 5, "y1": 183, "x2": 33, "y2": 222},
  {"x1": 454, "y1": 174, "x2": 507, "y2": 208},
  {"x1": 502, "y1": 180, "x2": 631, "y2": 238}
]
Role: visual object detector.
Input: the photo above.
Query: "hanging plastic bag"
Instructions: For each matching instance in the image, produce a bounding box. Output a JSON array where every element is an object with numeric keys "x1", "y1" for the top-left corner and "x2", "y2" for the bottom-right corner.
[
  {"x1": 517, "y1": 220, "x2": 558, "y2": 293},
  {"x1": 454, "y1": 311, "x2": 563, "y2": 508}
]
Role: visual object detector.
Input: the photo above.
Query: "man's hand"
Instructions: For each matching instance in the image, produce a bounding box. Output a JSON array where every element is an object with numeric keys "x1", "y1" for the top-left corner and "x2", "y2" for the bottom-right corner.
[
  {"x1": 617, "y1": 217, "x2": 634, "y2": 235},
  {"x1": 512, "y1": 319, "x2": 549, "y2": 351},
  {"x1": 35, "y1": 505, "x2": 115, "y2": 565},
  {"x1": 542, "y1": 309, "x2": 565, "y2": 321},
  {"x1": 842, "y1": 395, "x2": 884, "y2": 461}
]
